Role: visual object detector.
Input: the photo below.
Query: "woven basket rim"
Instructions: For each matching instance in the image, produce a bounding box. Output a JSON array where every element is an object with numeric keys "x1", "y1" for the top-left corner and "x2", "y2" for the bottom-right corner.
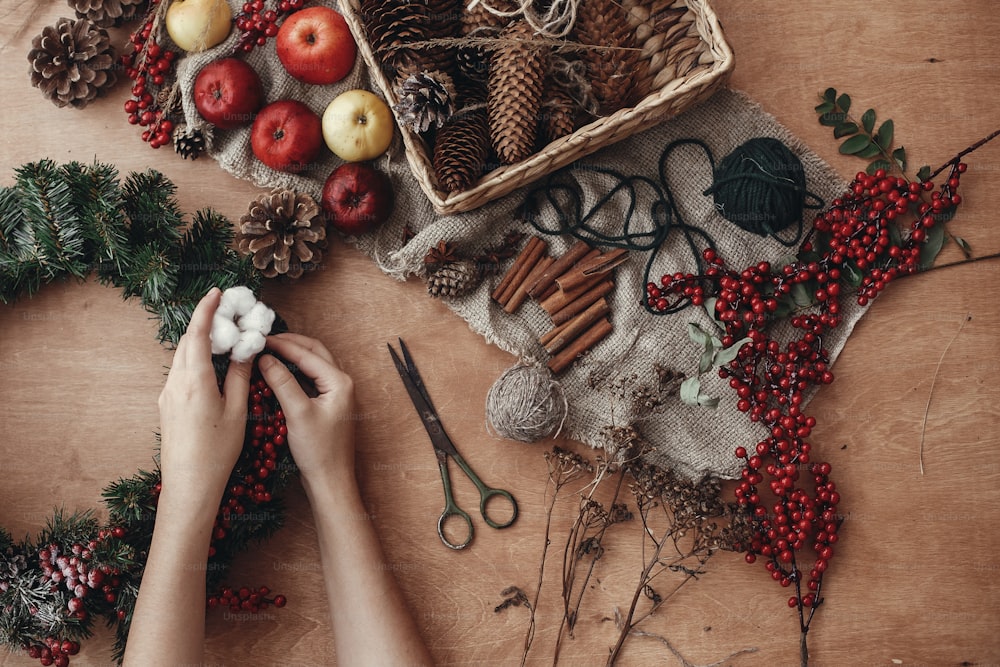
[{"x1": 340, "y1": 0, "x2": 735, "y2": 215}]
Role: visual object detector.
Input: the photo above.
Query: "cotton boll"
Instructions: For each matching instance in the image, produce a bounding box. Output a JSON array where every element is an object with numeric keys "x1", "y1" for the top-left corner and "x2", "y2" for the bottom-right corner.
[
  {"x1": 238, "y1": 302, "x2": 276, "y2": 337},
  {"x1": 231, "y1": 329, "x2": 266, "y2": 363},
  {"x1": 211, "y1": 316, "x2": 241, "y2": 355},
  {"x1": 222, "y1": 286, "x2": 258, "y2": 318}
]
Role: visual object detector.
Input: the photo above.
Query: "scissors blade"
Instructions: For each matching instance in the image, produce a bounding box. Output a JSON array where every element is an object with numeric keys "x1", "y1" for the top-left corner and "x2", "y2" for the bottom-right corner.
[
  {"x1": 395, "y1": 337, "x2": 435, "y2": 410},
  {"x1": 387, "y1": 342, "x2": 460, "y2": 458}
]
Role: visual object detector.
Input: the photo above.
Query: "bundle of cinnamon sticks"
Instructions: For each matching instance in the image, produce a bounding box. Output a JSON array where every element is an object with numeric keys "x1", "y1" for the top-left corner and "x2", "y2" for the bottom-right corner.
[{"x1": 491, "y1": 237, "x2": 628, "y2": 374}]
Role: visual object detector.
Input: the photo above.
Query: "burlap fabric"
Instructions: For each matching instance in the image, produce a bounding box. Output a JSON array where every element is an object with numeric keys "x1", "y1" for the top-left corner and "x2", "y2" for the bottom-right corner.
[{"x1": 176, "y1": 1, "x2": 857, "y2": 480}]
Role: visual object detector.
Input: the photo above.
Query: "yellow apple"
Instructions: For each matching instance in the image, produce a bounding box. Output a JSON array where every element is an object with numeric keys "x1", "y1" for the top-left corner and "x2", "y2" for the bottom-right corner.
[
  {"x1": 165, "y1": 0, "x2": 232, "y2": 53},
  {"x1": 321, "y1": 89, "x2": 394, "y2": 162}
]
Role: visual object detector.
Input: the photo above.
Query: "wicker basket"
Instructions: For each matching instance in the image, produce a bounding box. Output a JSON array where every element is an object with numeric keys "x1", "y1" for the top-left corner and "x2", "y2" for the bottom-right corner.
[{"x1": 340, "y1": 0, "x2": 734, "y2": 215}]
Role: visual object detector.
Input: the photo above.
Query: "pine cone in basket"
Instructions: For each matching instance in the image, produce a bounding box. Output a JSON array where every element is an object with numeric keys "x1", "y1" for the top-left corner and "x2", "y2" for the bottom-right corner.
[
  {"x1": 457, "y1": 0, "x2": 515, "y2": 82},
  {"x1": 487, "y1": 20, "x2": 548, "y2": 165},
  {"x1": 537, "y1": 76, "x2": 578, "y2": 146},
  {"x1": 394, "y1": 70, "x2": 457, "y2": 133},
  {"x1": 360, "y1": 0, "x2": 430, "y2": 83},
  {"x1": 572, "y1": 0, "x2": 645, "y2": 115},
  {"x1": 433, "y1": 106, "x2": 491, "y2": 193},
  {"x1": 27, "y1": 16, "x2": 117, "y2": 109},
  {"x1": 237, "y1": 190, "x2": 328, "y2": 280},
  {"x1": 424, "y1": 241, "x2": 482, "y2": 298},
  {"x1": 68, "y1": 0, "x2": 149, "y2": 27}
]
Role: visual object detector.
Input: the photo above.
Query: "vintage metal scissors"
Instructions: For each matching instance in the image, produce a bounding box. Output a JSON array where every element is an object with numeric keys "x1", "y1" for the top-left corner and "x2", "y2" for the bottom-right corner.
[{"x1": 388, "y1": 338, "x2": 518, "y2": 549}]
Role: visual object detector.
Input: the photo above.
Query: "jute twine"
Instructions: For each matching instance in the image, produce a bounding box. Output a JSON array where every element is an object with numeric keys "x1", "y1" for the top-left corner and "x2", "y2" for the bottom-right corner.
[{"x1": 486, "y1": 363, "x2": 569, "y2": 442}]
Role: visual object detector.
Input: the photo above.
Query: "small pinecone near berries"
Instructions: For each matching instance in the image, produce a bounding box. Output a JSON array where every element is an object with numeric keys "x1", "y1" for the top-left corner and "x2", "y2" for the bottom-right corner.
[
  {"x1": 237, "y1": 190, "x2": 328, "y2": 280},
  {"x1": 573, "y1": 0, "x2": 643, "y2": 115},
  {"x1": 173, "y1": 123, "x2": 207, "y2": 160},
  {"x1": 68, "y1": 0, "x2": 149, "y2": 27},
  {"x1": 394, "y1": 71, "x2": 457, "y2": 133},
  {"x1": 433, "y1": 106, "x2": 490, "y2": 192},
  {"x1": 488, "y1": 20, "x2": 548, "y2": 164},
  {"x1": 424, "y1": 241, "x2": 481, "y2": 298},
  {"x1": 27, "y1": 16, "x2": 117, "y2": 109}
]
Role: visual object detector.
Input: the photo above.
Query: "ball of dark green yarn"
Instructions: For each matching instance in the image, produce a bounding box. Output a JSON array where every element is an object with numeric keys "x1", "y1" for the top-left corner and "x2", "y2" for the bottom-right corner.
[{"x1": 704, "y1": 137, "x2": 810, "y2": 237}]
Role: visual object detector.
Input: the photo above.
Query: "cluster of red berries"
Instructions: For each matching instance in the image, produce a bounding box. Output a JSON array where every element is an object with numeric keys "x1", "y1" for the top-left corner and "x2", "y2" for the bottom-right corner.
[
  {"x1": 23, "y1": 637, "x2": 79, "y2": 667},
  {"x1": 234, "y1": 0, "x2": 305, "y2": 53},
  {"x1": 120, "y1": 2, "x2": 178, "y2": 148},
  {"x1": 37, "y1": 535, "x2": 125, "y2": 623},
  {"x1": 645, "y1": 163, "x2": 966, "y2": 621},
  {"x1": 207, "y1": 584, "x2": 287, "y2": 613}
]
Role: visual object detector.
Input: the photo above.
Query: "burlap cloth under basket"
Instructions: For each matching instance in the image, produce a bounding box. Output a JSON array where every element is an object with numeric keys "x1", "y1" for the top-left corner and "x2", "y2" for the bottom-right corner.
[{"x1": 176, "y1": 3, "x2": 857, "y2": 481}]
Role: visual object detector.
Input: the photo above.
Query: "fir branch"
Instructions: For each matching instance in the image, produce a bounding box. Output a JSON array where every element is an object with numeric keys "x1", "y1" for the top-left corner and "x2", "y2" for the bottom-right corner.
[
  {"x1": 15, "y1": 160, "x2": 89, "y2": 281},
  {"x1": 120, "y1": 169, "x2": 183, "y2": 249}
]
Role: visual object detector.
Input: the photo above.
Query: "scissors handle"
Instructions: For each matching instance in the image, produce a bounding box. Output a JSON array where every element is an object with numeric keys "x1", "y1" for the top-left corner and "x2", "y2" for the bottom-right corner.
[
  {"x1": 451, "y1": 451, "x2": 518, "y2": 530},
  {"x1": 436, "y1": 456, "x2": 474, "y2": 550}
]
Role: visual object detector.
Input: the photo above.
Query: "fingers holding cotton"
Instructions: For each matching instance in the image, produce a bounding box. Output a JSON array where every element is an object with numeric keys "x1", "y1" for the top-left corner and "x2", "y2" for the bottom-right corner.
[{"x1": 210, "y1": 287, "x2": 276, "y2": 362}]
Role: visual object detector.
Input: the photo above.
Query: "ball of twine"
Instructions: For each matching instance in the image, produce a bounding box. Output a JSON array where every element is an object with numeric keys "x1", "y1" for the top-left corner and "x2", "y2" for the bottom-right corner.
[{"x1": 486, "y1": 363, "x2": 568, "y2": 443}]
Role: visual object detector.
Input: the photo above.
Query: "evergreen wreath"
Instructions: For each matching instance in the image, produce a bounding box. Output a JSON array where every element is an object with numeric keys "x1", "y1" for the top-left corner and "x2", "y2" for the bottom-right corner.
[{"x1": 0, "y1": 159, "x2": 295, "y2": 666}]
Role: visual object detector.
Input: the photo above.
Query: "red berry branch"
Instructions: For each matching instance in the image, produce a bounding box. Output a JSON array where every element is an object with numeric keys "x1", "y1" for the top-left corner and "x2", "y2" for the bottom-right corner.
[
  {"x1": 645, "y1": 126, "x2": 996, "y2": 662},
  {"x1": 233, "y1": 0, "x2": 306, "y2": 54},
  {"x1": 120, "y1": 0, "x2": 178, "y2": 149}
]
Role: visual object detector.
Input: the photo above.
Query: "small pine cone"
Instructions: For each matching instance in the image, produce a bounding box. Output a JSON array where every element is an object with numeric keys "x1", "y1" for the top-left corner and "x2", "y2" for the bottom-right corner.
[
  {"x1": 394, "y1": 70, "x2": 456, "y2": 133},
  {"x1": 538, "y1": 78, "x2": 577, "y2": 146},
  {"x1": 433, "y1": 107, "x2": 490, "y2": 193},
  {"x1": 27, "y1": 16, "x2": 117, "y2": 109},
  {"x1": 427, "y1": 260, "x2": 482, "y2": 298},
  {"x1": 173, "y1": 123, "x2": 207, "y2": 160},
  {"x1": 573, "y1": 0, "x2": 643, "y2": 115},
  {"x1": 236, "y1": 190, "x2": 328, "y2": 280},
  {"x1": 68, "y1": 0, "x2": 149, "y2": 27},
  {"x1": 488, "y1": 20, "x2": 548, "y2": 165}
]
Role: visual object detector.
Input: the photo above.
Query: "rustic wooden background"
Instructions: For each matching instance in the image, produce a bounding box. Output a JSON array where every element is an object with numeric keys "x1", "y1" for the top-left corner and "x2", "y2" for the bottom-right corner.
[{"x1": 1, "y1": 1, "x2": 998, "y2": 665}]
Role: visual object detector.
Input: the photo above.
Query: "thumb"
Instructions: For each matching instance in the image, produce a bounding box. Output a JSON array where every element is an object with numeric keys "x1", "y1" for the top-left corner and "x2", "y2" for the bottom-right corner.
[
  {"x1": 223, "y1": 358, "x2": 253, "y2": 413},
  {"x1": 258, "y1": 354, "x2": 308, "y2": 415}
]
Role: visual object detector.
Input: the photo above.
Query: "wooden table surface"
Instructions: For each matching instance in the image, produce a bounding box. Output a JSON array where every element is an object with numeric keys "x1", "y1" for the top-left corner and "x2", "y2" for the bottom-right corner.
[{"x1": 1, "y1": 2, "x2": 999, "y2": 665}]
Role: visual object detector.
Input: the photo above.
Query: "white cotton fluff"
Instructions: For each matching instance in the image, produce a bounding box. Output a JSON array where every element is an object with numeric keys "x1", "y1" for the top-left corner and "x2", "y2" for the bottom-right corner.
[{"x1": 210, "y1": 287, "x2": 276, "y2": 362}]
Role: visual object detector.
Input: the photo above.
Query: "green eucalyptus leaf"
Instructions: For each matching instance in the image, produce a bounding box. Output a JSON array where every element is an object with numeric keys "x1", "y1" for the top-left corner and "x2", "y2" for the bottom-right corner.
[
  {"x1": 866, "y1": 159, "x2": 892, "y2": 175},
  {"x1": 842, "y1": 261, "x2": 863, "y2": 288},
  {"x1": 790, "y1": 281, "x2": 816, "y2": 307},
  {"x1": 876, "y1": 119, "x2": 894, "y2": 149},
  {"x1": 823, "y1": 87, "x2": 837, "y2": 103},
  {"x1": 888, "y1": 220, "x2": 903, "y2": 248},
  {"x1": 892, "y1": 147, "x2": 907, "y2": 172},
  {"x1": 773, "y1": 297, "x2": 793, "y2": 319},
  {"x1": 919, "y1": 222, "x2": 946, "y2": 269},
  {"x1": 953, "y1": 235, "x2": 973, "y2": 259},
  {"x1": 836, "y1": 93, "x2": 851, "y2": 113},
  {"x1": 680, "y1": 376, "x2": 702, "y2": 406},
  {"x1": 697, "y1": 394, "x2": 720, "y2": 409},
  {"x1": 687, "y1": 322, "x2": 711, "y2": 347},
  {"x1": 713, "y1": 336, "x2": 753, "y2": 368},
  {"x1": 703, "y1": 297, "x2": 721, "y2": 325},
  {"x1": 861, "y1": 108, "x2": 876, "y2": 134},
  {"x1": 840, "y1": 134, "x2": 871, "y2": 155},
  {"x1": 917, "y1": 165, "x2": 931, "y2": 182},
  {"x1": 834, "y1": 122, "x2": 859, "y2": 138},
  {"x1": 815, "y1": 101, "x2": 835, "y2": 114},
  {"x1": 856, "y1": 142, "x2": 882, "y2": 159}
]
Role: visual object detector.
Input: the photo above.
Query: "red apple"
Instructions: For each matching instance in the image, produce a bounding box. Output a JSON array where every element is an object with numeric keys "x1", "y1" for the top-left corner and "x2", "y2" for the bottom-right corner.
[
  {"x1": 193, "y1": 58, "x2": 263, "y2": 129},
  {"x1": 276, "y1": 6, "x2": 357, "y2": 85},
  {"x1": 321, "y1": 162, "x2": 394, "y2": 235},
  {"x1": 251, "y1": 99, "x2": 324, "y2": 173}
]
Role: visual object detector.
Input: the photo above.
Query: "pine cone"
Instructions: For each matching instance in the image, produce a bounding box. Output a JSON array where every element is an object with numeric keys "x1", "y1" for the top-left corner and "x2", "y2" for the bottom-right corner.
[
  {"x1": 538, "y1": 77, "x2": 577, "y2": 146},
  {"x1": 236, "y1": 190, "x2": 328, "y2": 280},
  {"x1": 572, "y1": 0, "x2": 643, "y2": 115},
  {"x1": 360, "y1": 0, "x2": 430, "y2": 83},
  {"x1": 488, "y1": 20, "x2": 547, "y2": 165},
  {"x1": 433, "y1": 107, "x2": 490, "y2": 192},
  {"x1": 394, "y1": 71, "x2": 456, "y2": 133},
  {"x1": 27, "y1": 16, "x2": 117, "y2": 109},
  {"x1": 427, "y1": 260, "x2": 482, "y2": 298},
  {"x1": 68, "y1": 0, "x2": 149, "y2": 27},
  {"x1": 173, "y1": 123, "x2": 207, "y2": 160},
  {"x1": 457, "y1": 0, "x2": 514, "y2": 82}
]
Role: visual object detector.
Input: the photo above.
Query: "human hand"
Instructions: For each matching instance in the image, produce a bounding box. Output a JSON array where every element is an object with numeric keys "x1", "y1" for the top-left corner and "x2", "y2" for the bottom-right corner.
[
  {"x1": 258, "y1": 334, "x2": 357, "y2": 494},
  {"x1": 157, "y1": 288, "x2": 252, "y2": 517}
]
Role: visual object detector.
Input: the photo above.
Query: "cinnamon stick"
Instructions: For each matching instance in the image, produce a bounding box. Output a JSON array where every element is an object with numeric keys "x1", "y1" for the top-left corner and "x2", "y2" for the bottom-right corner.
[
  {"x1": 547, "y1": 317, "x2": 613, "y2": 374},
  {"x1": 491, "y1": 236, "x2": 546, "y2": 306},
  {"x1": 538, "y1": 315, "x2": 573, "y2": 347},
  {"x1": 550, "y1": 279, "x2": 615, "y2": 326},
  {"x1": 504, "y1": 255, "x2": 553, "y2": 313},
  {"x1": 526, "y1": 239, "x2": 591, "y2": 298},
  {"x1": 540, "y1": 273, "x2": 611, "y2": 316},
  {"x1": 555, "y1": 248, "x2": 629, "y2": 293},
  {"x1": 542, "y1": 298, "x2": 610, "y2": 354}
]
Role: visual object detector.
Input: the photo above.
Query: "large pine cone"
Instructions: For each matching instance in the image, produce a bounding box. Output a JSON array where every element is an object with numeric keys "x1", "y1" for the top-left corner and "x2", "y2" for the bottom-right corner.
[
  {"x1": 27, "y1": 16, "x2": 117, "y2": 109},
  {"x1": 360, "y1": 0, "x2": 430, "y2": 83},
  {"x1": 457, "y1": 0, "x2": 515, "y2": 82},
  {"x1": 538, "y1": 78, "x2": 577, "y2": 146},
  {"x1": 68, "y1": 0, "x2": 149, "y2": 27},
  {"x1": 487, "y1": 20, "x2": 547, "y2": 165},
  {"x1": 573, "y1": 0, "x2": 644, "y2": 115},
  {"x1": 433, "y1": 107, "x2": 491, "y2": 193},
  {"x1": 236, "y1": 190, "x2": 328, "y2": 280}
]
